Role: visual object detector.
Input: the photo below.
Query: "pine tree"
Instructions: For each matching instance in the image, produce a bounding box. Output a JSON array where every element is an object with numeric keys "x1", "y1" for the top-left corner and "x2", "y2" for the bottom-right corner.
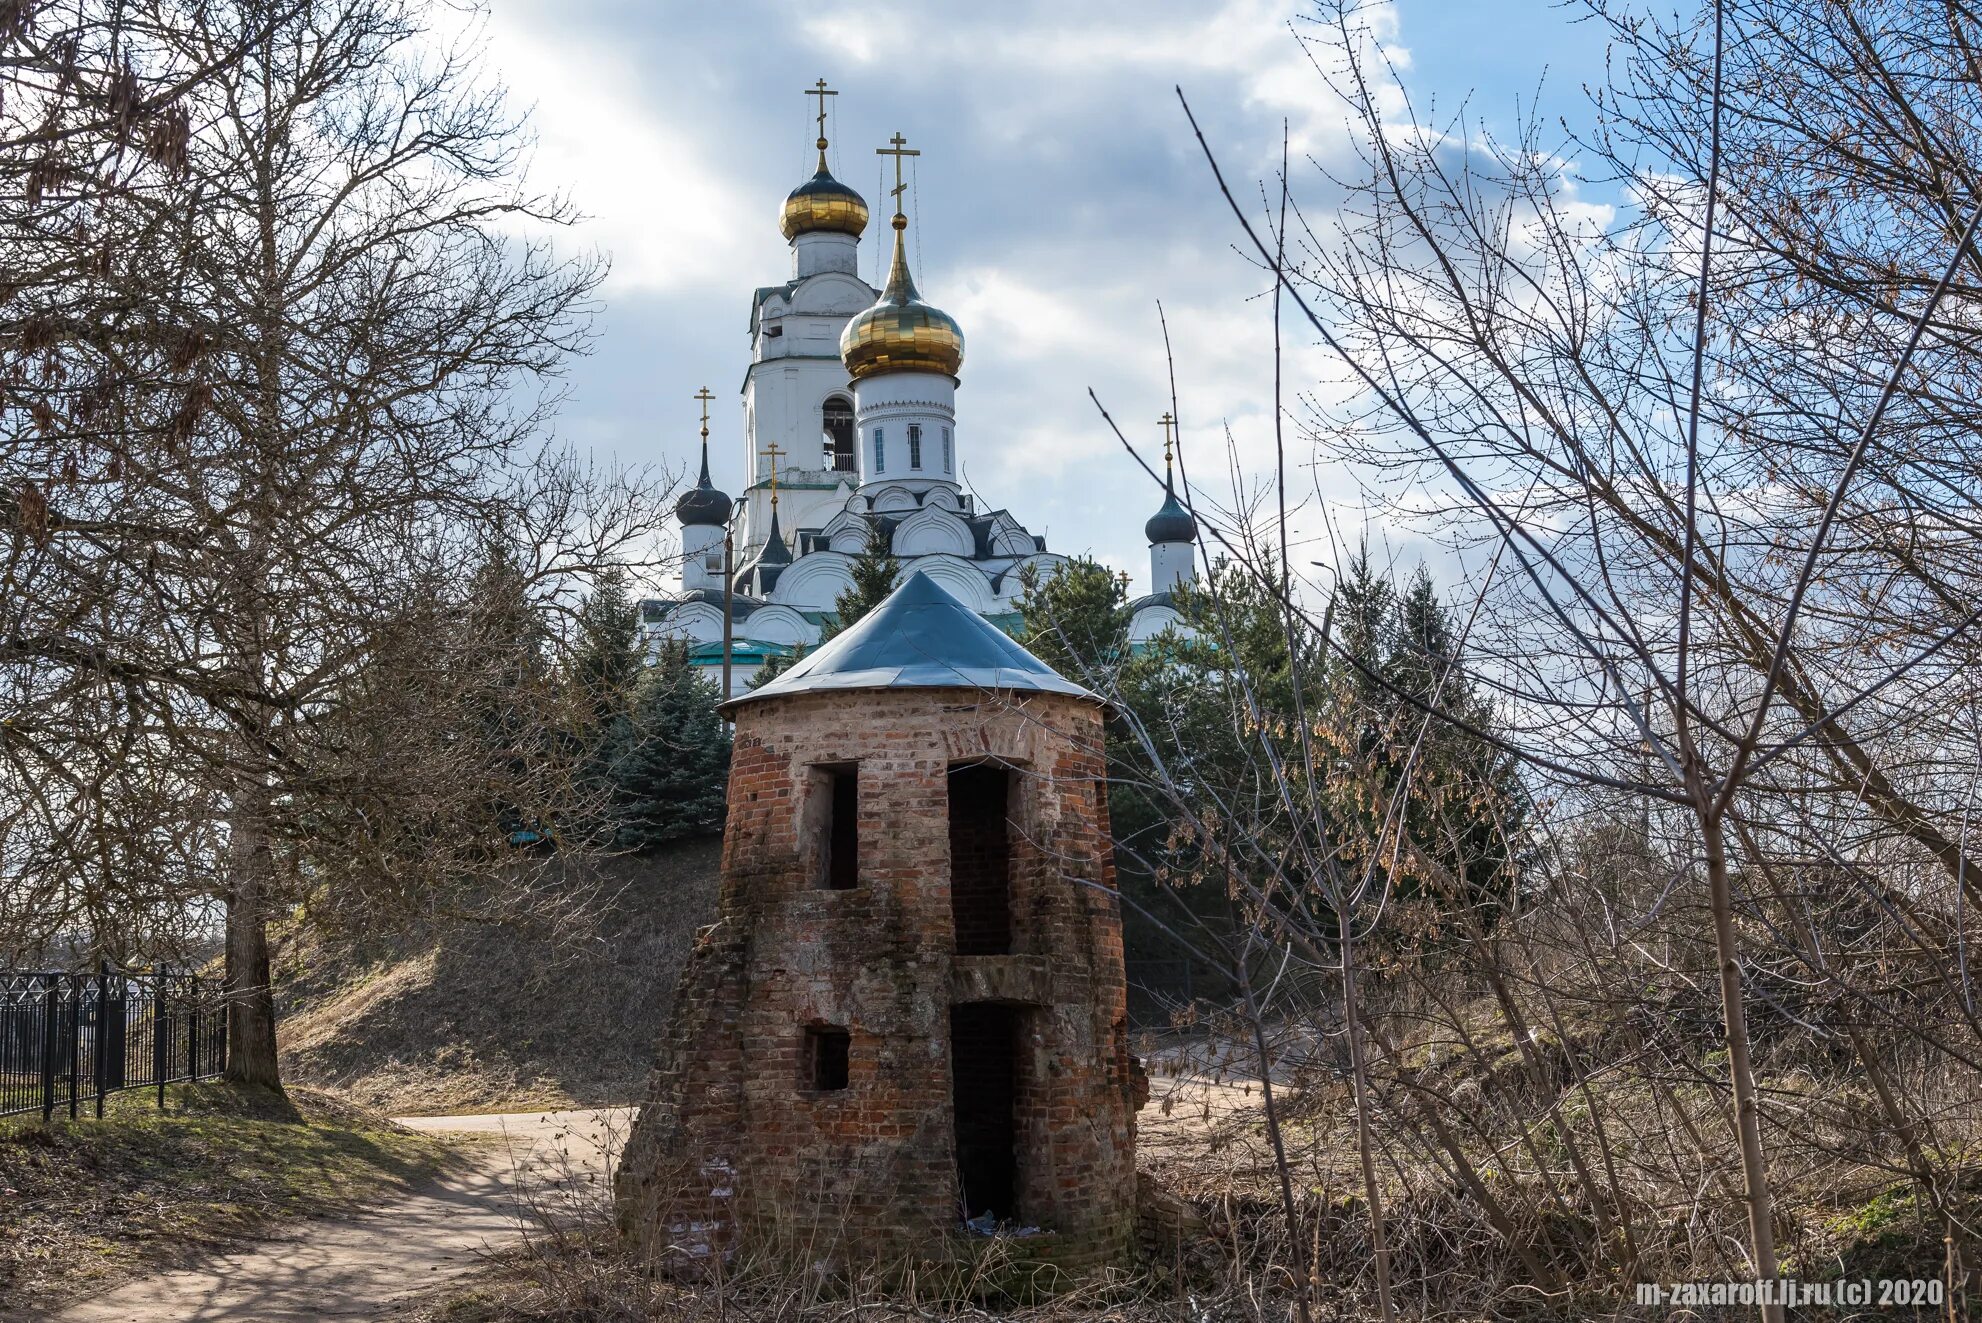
[
  {"x1": 752, "y1": 519, "x2": 895, "y2": 688},
  {"x1": 822, "y1": 519, "x2": 901, "y2": 641},
  {"x1": 1013, "y1": 557, "x2": 1131, "y2": 684},
  {"x1": 568, "y1": 567, "x2": 647, "y2": 841},
  {"x1": 608, "y1": 640, "x2": 731, "y2": 850},
  {"x1": 1379, "y1": 565, "x2": 1530, "y2": 923},
  {"x1": 749, "y1": 642, "x2": 807, "y2": 687},
  {"x1": 571, "y1": 566, "x2": 642, "y2": 727},
  {"x1": 464, "y1": 543, "x2": 556, "y2": 842}
]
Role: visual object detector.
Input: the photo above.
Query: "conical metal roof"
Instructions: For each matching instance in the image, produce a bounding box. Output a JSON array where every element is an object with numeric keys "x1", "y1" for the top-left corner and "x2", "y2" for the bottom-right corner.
[{"x1": 722, "y1": 570, "x2": 1099, "y2": 712}]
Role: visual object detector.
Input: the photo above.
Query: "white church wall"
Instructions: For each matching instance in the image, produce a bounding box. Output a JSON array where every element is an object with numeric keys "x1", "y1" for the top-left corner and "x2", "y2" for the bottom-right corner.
[
  {"x1": 769, "y1": 553, "x2": 856, "y2": 609},
  {"x1": 994, "y1": 552, "x2": 1071, "y2": 602},
  {"x1": 652, "y1": 600, "x2": 726, "y2": 645},
  {"x1": 1129, "y1": 604, "x2": 1185, "y2": 645},
  {"x1": 897, "y1": 555, "x2": 993, "y2": 611},
  {"x1": 855, "y1": 372, "x2": 957, "y2": 491},
  {"x1": 822, "y1": 509, "x2": 871, "y2": 552},
  {"x1": 989, "y1": 524, "x2": 1037, "y2": 557},
  {"x1": 1151, "y1": 540, "x2": 1196, "y2": 592},
  {"x1": 792, "y1": 231, "x2": 859, "y2": 279},
  {"x1": 680, "y1": 522, "x2": 726, "y2": 591},
  {"x1": 740, "y1": 603, "x2": 815, "y2": 646},
  {"x1": 891, "y1": 506, "x2": 974, "y2": 557}
]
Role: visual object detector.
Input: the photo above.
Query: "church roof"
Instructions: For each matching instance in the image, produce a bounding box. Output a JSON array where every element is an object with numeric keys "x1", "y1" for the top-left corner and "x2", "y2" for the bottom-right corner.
[
  {"x1": 839, "y1": 212, "x2": 964, "y2": 382},
  {"x1": 722, "y1": 570, "x2": 1098, "y2": 713},
  {"x1": 675, "y1": 439, "x2": 734, "y2": 527}
]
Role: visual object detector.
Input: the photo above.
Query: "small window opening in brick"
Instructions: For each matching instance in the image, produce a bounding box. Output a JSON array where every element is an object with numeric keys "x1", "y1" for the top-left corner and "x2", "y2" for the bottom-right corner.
[
  {"x1": 948, "y1": 762, "x2": 1012, "y2": 955},
  {"x1": 951, "y1": 1003, "x2": 1021, "y2": 1222},
  {"x1": 811, "y1": 764, "x2": 859, "y2": 890},
  {"x1": 805, "y1": 1025, "x2": 850, "y2": 1091}
]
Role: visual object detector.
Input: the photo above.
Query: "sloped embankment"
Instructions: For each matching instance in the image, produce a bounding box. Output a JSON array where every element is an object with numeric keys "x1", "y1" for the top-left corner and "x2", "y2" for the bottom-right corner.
[{"x1": 278, "y1": 837, "x2": 722, "y2": 1115}]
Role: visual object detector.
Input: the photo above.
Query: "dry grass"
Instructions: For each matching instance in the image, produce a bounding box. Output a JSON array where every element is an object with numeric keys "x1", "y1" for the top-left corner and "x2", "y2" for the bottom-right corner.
[
  {"x1": 0, "y1": 1081, "x2": 463, "y2": 1314},
  {"x1": 380, "y1": 1011, "x2": 1982, "y2": 1321},
  {"x1": 279, "y1": 837, "x2": 722, "y2": 1114}
]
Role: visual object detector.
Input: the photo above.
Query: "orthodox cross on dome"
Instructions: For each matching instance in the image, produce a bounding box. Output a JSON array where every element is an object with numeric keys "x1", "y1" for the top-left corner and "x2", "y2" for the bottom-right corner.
[
  {"x1": 1158, "y1": 412, "x2": 1177, "y2": 474},
  {"x1": 761, "y1": 441, "x2": 786, "y2": 510},
  {"x1": 876, "y1": 132, "x2": 919, "y2": 225},
  {"x1": 805, "y1": 78, "x2": 837, "y2": 169},
  {"x1": 695, "y1": 386, "x2": 715, "y2": 443}
]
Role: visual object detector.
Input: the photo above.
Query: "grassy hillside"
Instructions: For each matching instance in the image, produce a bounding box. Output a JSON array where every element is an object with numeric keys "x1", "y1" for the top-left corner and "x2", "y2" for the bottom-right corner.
[{"x1": 279, "y1": 836, "x2": 722, "y2": 1115}]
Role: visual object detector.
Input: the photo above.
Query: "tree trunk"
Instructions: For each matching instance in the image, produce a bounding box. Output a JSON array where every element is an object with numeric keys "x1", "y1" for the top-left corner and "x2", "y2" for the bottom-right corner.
[
  {"x1": 223, "y1": 793, "x2": 282, "y2": 1090},
  {"x1": 1699, "y1": 806, "x2": 1778, "y2": 1320}
]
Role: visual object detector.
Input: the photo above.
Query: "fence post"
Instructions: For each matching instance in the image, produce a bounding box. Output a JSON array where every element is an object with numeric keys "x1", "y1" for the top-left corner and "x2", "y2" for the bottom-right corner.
[
  {"x1": 94, "y1": 960, "x2": 109, "y2": 1119},
  {"x1": 66, "y1": 976, "x2": 78, "y2": 1121},
  {"x1": 154, "y1": 969, "x2": 168, "y2": 1111},
  {"x1": 186, "y1": 975, "x2": 198, "y2": 1081},
  {"x1": 40, "y1": 977, "x2": 57, "y2": 1124}
]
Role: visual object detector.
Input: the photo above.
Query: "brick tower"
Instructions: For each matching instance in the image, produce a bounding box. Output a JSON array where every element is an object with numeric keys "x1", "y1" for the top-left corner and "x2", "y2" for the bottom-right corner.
[{"x1": 616, "y1": 570, "x2": 1142, "y2": 1280}]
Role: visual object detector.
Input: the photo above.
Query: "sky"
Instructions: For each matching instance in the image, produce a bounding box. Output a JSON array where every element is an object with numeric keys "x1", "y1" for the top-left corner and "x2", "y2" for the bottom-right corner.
[{"x1": 476, "y1": 0, "x2": 1615, "y2": 596}]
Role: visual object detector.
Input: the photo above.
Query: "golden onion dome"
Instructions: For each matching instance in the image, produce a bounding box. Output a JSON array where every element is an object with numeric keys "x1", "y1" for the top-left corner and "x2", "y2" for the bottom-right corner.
[
  {"x1": 780, "y1": 157, "x2": 869, "y2": 241},
  {"x1": 840, "y1": 216, "x2": 965, "y2": 382}
]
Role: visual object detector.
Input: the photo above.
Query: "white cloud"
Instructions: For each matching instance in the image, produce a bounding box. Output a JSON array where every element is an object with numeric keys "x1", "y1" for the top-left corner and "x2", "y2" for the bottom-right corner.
[
  {"x1": 482, "y1": 8, "x2": 757, "y2": 296},
  {"x1": 472, "y1": 0, "x2": 1447, "y2": 592}
]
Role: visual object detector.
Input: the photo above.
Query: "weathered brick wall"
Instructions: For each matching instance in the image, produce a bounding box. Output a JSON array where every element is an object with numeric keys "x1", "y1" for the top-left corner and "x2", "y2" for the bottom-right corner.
[{"x1": 615, "y1": 686, "x2": 1140, "y2": 1278}]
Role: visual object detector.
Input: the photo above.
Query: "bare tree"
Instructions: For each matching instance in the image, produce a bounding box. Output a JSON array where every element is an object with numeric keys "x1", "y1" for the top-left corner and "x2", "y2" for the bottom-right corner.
[
  {"x1": 1030, "y1": 2, "x2": 1982, "y2": 1318},
  {"x1": 1, "y1": 0, "x2": 671, "y2": 1088}
]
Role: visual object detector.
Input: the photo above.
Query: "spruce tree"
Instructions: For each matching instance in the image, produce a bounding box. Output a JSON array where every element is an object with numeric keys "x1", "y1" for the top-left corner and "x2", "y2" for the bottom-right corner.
[
  {"x1": 749, "y1": 643, "x2": 807, "y2": 687},
  {"x1": 1380, "y1": 565, "x2": 1530, "y2": 922},
  {"x1": 571, "y1": 566, "x2": 642, "y2": 728},
  {"x1": 609, "y1": 640, "x2": 731, "y2": 849},
  {"x1": 568, "y1": 567, "x2": 646, "y2": 841},
  {"x1": 1013, "y1": 557, "x2": 1131, "y2": 684},
  {"x1": 822, "y1": 519, "x2": 901, "y2": 641},
  {"x1": 465, "y1": 543, "x2": 556, "y2": 842},
  {"x1": 752, "y1": 519, "x2": 895, "y2": 688}
]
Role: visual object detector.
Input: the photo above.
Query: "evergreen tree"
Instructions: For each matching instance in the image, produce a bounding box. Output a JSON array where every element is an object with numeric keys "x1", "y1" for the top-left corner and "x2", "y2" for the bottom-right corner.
[
  {"x1": 752, "y1": 519, "x2": 896, "y2": 689},
  {"x1": 749, "y1": 642, "x2": 806, "y2": 688},
  {"x1": 571, "y1": 566, "x2": 642, "y2": 728},
  {"x1": 1013, "y1": 557, "x2": 1132, "y2": 684},
  {"x1": 464, "y1": 542, "x2": 556, "y2": 842},
  {"x1": 567, "y1": 567, "x2": 647, "y2": 841},
  {"x1": 1310, "y1": 553, "x2": 1530, "y2": 932},
  {"x1": 822, "y1": 520, "x2": 901, "y2": 641},
  {"x1": 1379, "y1": 566, "x2": 1530, "y2": 922},
  {"x1": 608, "y1": 640, "x2": 731, "y2": 849}
]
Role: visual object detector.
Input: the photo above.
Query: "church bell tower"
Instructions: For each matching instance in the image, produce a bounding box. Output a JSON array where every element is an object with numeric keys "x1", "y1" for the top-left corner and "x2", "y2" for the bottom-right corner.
[{"x1": 736, "y1": 82, "x2": 878, "y2": 564}]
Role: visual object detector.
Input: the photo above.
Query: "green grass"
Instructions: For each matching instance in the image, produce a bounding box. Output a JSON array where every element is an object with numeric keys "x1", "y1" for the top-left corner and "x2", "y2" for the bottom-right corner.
[{"x1": 0, "y1": 1080, "x2": 462, "y2": 1312}]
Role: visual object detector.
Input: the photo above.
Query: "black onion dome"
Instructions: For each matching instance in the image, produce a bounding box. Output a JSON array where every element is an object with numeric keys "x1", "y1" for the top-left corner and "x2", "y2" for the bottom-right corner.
[
  {"x1": 675, "y1": 445, "x2": 733, "y2": 527},
  {"x1": 1144, "y1": 486, "x2": 1197, "y2": 544}
]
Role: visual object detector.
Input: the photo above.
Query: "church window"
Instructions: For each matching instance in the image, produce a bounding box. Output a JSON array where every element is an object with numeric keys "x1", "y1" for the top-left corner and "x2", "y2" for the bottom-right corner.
[
  {"x1": 822, "y1": 397, "x2": 855, "y2": 472},
  {"x1": 908, "y1": 424, "x2": 923, "y2": 470},
  {"x1": 943, "y1": 427, "x2": 952, "y2": 471},
  {"x1": 874, "y1": 427, "x2": 885, "y2": 470}
]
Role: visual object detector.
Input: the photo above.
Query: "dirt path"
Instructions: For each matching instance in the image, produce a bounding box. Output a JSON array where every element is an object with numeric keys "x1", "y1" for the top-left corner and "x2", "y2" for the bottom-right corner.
[{"x1": 51, "y1": 1107, "x2": 634, "y2": 1323}]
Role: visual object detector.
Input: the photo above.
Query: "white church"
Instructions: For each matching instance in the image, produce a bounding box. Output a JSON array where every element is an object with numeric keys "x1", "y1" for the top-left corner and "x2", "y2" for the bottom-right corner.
[{"x1": 642, "y1": 87, "x2": 1196, "y2": 694}]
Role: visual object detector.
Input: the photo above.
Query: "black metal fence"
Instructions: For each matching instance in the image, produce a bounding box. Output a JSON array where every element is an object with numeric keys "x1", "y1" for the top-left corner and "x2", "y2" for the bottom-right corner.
[{"x1": 1, "y1": 965, "x2": 226, "y2": 1121}]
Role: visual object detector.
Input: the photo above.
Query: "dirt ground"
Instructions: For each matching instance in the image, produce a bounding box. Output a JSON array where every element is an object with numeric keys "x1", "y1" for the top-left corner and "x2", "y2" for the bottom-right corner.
[{"x1": 43, "y1": 1107, "x2": 631, "y2": 1323}]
